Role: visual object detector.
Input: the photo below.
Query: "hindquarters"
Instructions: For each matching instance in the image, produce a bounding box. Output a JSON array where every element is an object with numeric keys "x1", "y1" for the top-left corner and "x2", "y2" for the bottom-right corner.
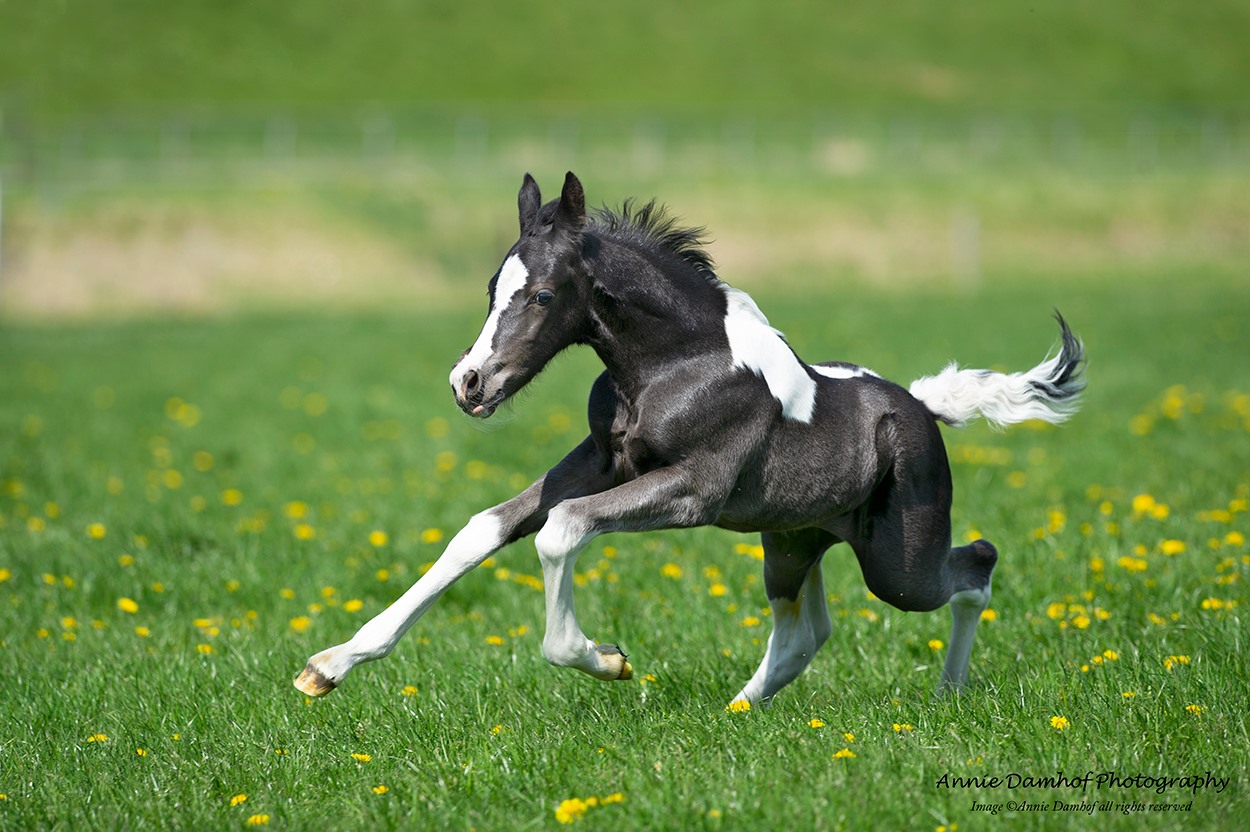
[{"x1": 827, "y1": 398, "x2": 995, "y2": 613}]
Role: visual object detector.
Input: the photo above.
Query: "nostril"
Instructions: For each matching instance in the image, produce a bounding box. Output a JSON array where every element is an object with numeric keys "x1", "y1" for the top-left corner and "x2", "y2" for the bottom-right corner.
[{"x1": 464, "y1": 369, "x2": 481, "y2": 395}]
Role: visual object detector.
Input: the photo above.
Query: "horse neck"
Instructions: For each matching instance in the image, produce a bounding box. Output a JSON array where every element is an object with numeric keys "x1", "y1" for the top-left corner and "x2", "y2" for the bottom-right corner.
[{"x1": 583, "y1": 233, "x2": 727, "y2": 400}]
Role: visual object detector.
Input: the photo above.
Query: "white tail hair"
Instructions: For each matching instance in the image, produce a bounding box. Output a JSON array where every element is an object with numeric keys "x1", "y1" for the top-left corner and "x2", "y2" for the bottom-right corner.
[{"x1": 908, "y1": 314, "x2": 1086, "y2": 430}]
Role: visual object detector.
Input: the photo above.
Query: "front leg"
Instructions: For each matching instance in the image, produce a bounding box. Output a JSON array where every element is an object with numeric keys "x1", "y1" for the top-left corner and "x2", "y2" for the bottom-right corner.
[
  {"x1": 295, "y1": 437, "x2": 612, "y2": 696},
  {"x1": 534, "y1": 465, "x2": 722, "y2": 682}
]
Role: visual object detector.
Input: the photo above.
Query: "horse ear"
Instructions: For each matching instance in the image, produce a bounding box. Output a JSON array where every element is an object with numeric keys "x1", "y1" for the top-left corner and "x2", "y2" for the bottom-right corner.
[
  {"x1": 518, "y1": 173, "x2": 541, "y2": 233},
  {"x1": 556, "y1": 171, "x2": 586, "y2": 230}
]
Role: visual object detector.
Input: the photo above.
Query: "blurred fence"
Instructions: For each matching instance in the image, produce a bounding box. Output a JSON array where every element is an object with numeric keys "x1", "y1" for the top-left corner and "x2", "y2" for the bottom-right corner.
[{"x1": 3, "y1": 108, "x2": 1249, "y2": 195}]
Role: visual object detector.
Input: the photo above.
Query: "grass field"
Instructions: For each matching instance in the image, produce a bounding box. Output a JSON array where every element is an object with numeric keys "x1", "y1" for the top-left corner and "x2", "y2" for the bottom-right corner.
[
  {"x1": 2, "y1": 264, "x2": 1248, "y2": 829},
  {"x1": 3, "y1": 3, "x2": 1249, "y2": 828}
]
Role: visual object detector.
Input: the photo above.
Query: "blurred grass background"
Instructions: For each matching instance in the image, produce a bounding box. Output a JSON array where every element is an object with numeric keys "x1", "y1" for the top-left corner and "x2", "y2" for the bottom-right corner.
[{"x1": 1, "y1": 0, "x2": 1248, "y2": 319}]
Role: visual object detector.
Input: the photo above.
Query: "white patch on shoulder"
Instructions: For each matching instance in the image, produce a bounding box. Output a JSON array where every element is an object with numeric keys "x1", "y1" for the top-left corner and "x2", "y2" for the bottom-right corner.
[
  {"x1": 721, "y1": 286, "x2": 816, "y2": 422},
  {"x1": 450, "y1": 254, "x2": 530, "y2": 389},
  {"x1": 812, "y1": 363, "x2": 879, "y2": 380}
]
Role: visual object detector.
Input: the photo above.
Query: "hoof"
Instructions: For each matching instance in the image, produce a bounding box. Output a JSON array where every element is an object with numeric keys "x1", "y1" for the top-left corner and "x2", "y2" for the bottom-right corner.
[
  {"x1": 294, "y1": 663, "x2": 337, "y2": 697},
  {"x1": 595, "y1": 643, "x2": 633, "y2": 681}
]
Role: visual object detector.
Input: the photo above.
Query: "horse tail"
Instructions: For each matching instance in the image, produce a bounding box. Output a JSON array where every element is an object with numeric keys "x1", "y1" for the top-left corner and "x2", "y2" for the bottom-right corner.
[{"x1": 907, "y1": 312, "x2": 1086, "y2": 430}]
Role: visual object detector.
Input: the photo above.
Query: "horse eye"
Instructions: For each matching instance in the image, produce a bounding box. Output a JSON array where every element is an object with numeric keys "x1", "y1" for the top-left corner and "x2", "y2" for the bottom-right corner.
[{"x1": 534, "y1": 290, "x2": 555, "y2": 306}]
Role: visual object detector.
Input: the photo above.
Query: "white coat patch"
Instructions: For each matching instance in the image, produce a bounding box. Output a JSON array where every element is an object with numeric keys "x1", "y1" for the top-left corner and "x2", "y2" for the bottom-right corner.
[
  {"x1": 812, "y1": 363, "x2": 879, "y2": 380},
  {"x1": 450, "y1": 254, "x2": 530, "y2": 390},
  {"x1": 721, "y1": 286, "x2": 816, "y2": 422}
]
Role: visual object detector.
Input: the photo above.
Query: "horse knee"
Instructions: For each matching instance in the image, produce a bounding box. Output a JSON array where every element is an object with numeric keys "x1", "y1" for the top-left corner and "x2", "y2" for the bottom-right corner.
[{"x1": 535, "y1": 504, "x2": 593, "y2": 564}]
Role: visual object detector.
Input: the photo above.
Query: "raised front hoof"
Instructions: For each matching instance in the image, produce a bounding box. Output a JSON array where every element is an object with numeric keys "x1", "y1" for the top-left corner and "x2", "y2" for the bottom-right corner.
[
  {"x1": 594, "y1": 643, "x2": 633, "y2": 681},
  {"x1": 294, "y1": 663, "x2": 338, "y2": 697}
]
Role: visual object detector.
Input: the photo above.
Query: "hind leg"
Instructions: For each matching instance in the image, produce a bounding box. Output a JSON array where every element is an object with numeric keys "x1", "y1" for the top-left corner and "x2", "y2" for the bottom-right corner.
[
  {"x1": 938, "y1": 539, "x2": 997, "y2": 692},
  {"x1": 730, "y1": 528, "x2": 837, "y2": 707}
]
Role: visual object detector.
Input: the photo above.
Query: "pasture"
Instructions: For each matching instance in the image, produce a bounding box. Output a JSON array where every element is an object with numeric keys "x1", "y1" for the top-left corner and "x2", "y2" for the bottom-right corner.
[{"x1": 2, "y1": 248, "x2": 1248, "y2": 827}]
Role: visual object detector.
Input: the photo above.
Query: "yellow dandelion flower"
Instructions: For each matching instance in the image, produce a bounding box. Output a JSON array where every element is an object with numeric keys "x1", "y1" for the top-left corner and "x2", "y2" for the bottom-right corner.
[
  {"x1": 196, "y1": 643, "x2": 213, "y2": 656},
  {"x1": 1103, "y1": 649, "x2": 1119, "y2": 661},
  {"x1": 1131, "y1": 494, "x2": 1156, "y2": 515},
  {"x1": 1185, "y1": 704, "x2": 1204, "y2": 716},
  {"x1": 420, "y1": 527, "x2": 444, "y2": 544},
  {"x1": 1117, "y1": 556, "x2": 1148, "y2": 573},
  {"x1": 135, "y1": 748, "x2": 148, "y2": 758},
  {"x1": 833, "y1": 748, "x2": 857, "y2": 759},
  {"x1": 284, "y1": 501, "x2": 309, "y2": 519},
  {"x1": 134, "y1": 626, "x2": 151, "y2": 638},
  {"x1": 1225, "y1": 531, "x2": 1245, "y2": 546},
  {"x1": 86, "y1": 523, "x2": 106, "y2": 540},
  {"x1": 893, "y1": 723, "x2": 915, "y2": 733},
  {"x1": 343, "y1": 599, "x2": 364, "y2": 613},
  {"x1": 980, "y1": 608, "x2": 997, "y2": 621},
  {"x1": 293, "y1": 523, "x2": 316, "y2": 540},
  {"x1": 376, "y1": 568, "x2": 390, "y2": 581},
  {"x1": 222, "y1": 488, "x2": 244, "y2": 506},
  {"x1": 87, "y1": 733, "x2": 109, "y2": 743},
  {"x1": 350, "y1": 753, "x2": 372, "y2": 763},
  {"x1": 709, "y1": 583, "x2": 728, "y2": 597},
  {"x1": 1050, "y1": 715, "x2": 1070, "y2": 730},
  {"x1": 843, "y1": 732, "x2": 855, "y2": 743},
  {"x1": 279, "y1": 587, "x2": 295, "y2": 600},
  {"x1": 368, "y1": 530, "x2": 389, "y2": 547},
  {"x1": 1122, "y1": 691, "x2": 1136, "y2": 698},
  {"x1": 245, "y1": 814, "x2": 269, "y2": 826},
  {"x1": 1160, "y1": 539, "x2": 1186, "y2": 556},
  {"x1": 289, "y1": 616, "x2": 312, "y2": 633},
  {"x1": 660, "y1": 563, "x2": 683, "y2": 579},
  {"x1": 230, "y1": 794, "x2": 248, "y2": 807},
  {"x1": 1164, "y1": 655, "x2": 1191, "y2": 670},
  {"x1": 928, "y1": 639, "x2": 944, "y2": 651},
  {"x1": 485, "y1": 635, "x2": 505, "y2": 646},
  {"x1": 373, "y1": 785, "x2": 389, "y2": 795},
  {"x1": 0, "y1": 568, "x2": 11, "y2": 583},
  {"x1": 740, "y1": 616, "x2": 761, "y2": 627},
  {"x1": 808, "y1": 719, "x2": 825, "y2": 729},
  {"x1": 555, "y1": 798, "x2": 589, "y2": 824},
  {"x1": 401, "y1": 685, "x2": 418, "y2": 697},
  {"x1": 725, "y1": 700, "x2": 751, "y2": 713}
]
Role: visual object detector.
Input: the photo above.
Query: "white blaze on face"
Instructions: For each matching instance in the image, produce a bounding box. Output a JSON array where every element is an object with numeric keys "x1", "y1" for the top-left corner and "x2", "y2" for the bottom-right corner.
[
  {"x1": 450, "y1": 254, "x2": 530, "y2": 392},
  {"x1": 721, "y1": 285, "x2": 817, "y2": 423}
]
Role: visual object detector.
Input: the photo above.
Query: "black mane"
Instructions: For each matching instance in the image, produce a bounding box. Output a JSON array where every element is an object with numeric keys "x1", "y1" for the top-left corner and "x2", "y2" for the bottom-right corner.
[{"x1": 590, "y1": 199, "x2": 718, "y2": 283}]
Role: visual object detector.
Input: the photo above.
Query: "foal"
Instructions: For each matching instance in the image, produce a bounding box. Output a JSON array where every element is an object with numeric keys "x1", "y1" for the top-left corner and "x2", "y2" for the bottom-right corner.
[{"x1": 296, "y1": 172, "x2": 1085, "y2": 705}]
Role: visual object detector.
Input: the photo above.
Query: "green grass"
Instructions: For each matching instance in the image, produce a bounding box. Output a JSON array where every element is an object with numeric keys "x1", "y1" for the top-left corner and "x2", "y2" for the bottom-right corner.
[
  {"x1": 4, "y1": 0, "x2": 1250, "y2": 125},
  {"x1": 2, "y1": 271, "x2": 1248, "y2": 830}
]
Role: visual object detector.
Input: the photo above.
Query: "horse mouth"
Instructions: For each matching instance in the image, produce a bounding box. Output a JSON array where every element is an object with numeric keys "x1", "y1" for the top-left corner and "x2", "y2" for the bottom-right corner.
[{"x1": 462, "y1": 392, "x2": 505, "y2": 419}]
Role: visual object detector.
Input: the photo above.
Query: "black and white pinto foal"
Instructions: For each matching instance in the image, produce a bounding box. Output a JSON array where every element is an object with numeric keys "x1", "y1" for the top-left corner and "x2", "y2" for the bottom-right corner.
[{"x1": 296, "y1": 172, "x2": 1085, "y2": 705}]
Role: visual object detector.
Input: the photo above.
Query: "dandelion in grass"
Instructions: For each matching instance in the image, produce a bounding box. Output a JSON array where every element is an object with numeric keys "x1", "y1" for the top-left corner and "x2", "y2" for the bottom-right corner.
[
  {"x1": 373, "y1": 785, "x2": 389, "y2": 795},
  {"x1": 246, "y1": 814, "x2": 269, "y2": 826},
  {"x1": 660, "y1": 563, "x2": 683, "y2": 579},
  {"x1": 1050, "y1": 715, "x2": 1070, "y2": 731},
  {"x1": 485, "y1": 635, "x2": 505, "y2": 646},
  {"x1": 555, "y1": 798, "x2": 589, "y2": 824},
  {"x1": 928, "y1": 639, "x2": 944, "y2": 651},
  {"x1": 196, "y1": 644, "x2": 213, "y2": 656},
  {"x1": 368, "y1": 530, "x2": 389, "y2": 547},
  {"x1": 726, "y1": 700, "x2": 751, "y2": 713},
  {"x1": 420, "y1": 528, "x2": 444, "y2": 544},
  {"x1": 343, "y1": 599, "x2": 364, "y2": 613},
  {"x1": 87, "y1": 734, "x2": 109, "y2": 743},
  {"x1": 401, "y1": 685, "x2": 418, "y2": 697},
  {"x1": 740, "y1": 616, "x2": 761, "y2": 628},
  {"x1": 833, "y1": 748, "x2": 857, "y2": 759},
  {"x1": 134, "y1": 626, "x2": 150, "y2": 638},
  {"x1": 1123, "y1": 691, "x2": 1137, "y2": 699},
  {"x1": 808, "y1": 719, "x2": 825, "y2": 729},
  {"x1": 351, "y1": 753, "x2": 372, "y2": 763},
  {"x1": 1185, "y1": 704, "x2": 1205, "y2": 717},
  {"x1": 135, "y1": 748, "x2": 147, "y2": 757},
  {"x1": 231, "y1": 794, "x2": 248, "y2": 807},
  {"x1": 289, "y1": 616, "x2": 312, "y2": 633},
  {"x1": 893, "y1": 723, "x2": 915, "y2": 733},
  {"x1": 980, "y1": 608, "x2": 997, "y2": 622},
  {"x1": 1164, "y1": 655, "x2": 1191, "y2": 670}
]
